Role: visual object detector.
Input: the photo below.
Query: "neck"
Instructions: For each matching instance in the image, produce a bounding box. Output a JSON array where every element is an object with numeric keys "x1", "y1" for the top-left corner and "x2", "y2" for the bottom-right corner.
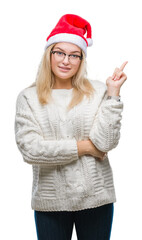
[{"x1": 52, "y1": 77, "x2": 73, "y2": 89}]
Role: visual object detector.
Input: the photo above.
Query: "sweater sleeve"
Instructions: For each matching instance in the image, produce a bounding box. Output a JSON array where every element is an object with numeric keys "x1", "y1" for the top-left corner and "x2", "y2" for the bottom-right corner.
[
  {"x1": 89, "y1": 86, "x2": 123, "y2": 152},
  {"x1": 15, "y1": 92, "x2": 79, "y2": 166}
]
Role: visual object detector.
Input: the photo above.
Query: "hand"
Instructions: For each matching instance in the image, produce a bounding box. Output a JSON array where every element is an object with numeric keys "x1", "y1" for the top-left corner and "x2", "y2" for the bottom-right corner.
[
  {"x1": 77, "y1": 140, "x2": 107, "y2": 160},
  {"x1": 86, "y1": 140, "x2": 107, "y2": 160},
  {"x1": 106, "y1": 61, "x2": 128, "y2": 96}
]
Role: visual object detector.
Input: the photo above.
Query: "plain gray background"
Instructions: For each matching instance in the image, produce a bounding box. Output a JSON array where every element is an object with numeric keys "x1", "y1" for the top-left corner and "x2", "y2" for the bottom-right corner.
[{"x1": 0, "y1": 0, "x2": 141, "y2": 239}]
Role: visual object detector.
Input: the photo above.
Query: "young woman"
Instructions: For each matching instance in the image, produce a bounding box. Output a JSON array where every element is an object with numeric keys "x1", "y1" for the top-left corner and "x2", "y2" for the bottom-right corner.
[{"x1": 15, "y1": 14, "x2": 127, "y2": 240}]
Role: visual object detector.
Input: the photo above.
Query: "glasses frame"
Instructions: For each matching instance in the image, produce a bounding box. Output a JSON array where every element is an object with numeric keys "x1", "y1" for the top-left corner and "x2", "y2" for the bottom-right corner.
[{"x1": 51, "y1": 50, "x2": 83, "y2": 62}]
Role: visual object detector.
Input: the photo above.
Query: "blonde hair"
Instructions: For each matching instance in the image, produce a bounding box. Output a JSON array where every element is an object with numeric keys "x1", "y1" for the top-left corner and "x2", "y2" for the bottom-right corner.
[{"x1": 35, "y1": 44, "x2": 95, "y2": 110}]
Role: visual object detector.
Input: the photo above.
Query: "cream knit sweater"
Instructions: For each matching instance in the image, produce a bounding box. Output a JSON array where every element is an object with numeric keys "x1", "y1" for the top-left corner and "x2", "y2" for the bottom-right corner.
[{"x1": 15, "y1": 80, "x2": 123, "y2": 211}]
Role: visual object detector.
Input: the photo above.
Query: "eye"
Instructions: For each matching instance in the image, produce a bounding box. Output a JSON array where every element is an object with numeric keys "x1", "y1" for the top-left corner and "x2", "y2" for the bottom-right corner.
[
  {"x1": 70, "y1": 54, "x2": 79, "y2": 59},
  {"x1": 56, "y1": 51, "x2": 64, "y2": 56}
]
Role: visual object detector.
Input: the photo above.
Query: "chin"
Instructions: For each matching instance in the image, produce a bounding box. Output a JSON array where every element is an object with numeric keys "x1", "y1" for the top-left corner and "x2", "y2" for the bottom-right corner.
[{"x1": 56, "y1": 72, "x2": 73, "y2": 80}]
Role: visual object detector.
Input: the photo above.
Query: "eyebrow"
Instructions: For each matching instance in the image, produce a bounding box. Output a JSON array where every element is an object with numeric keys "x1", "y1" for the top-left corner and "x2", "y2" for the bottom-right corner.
[{"x1": 53, "y1": 47, "x2": 81, "y2": 54}]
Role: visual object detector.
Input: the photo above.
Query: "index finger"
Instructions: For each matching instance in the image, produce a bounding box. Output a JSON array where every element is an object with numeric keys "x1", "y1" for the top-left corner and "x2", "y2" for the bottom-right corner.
[{"x1": 120, "y1": 61, "x2": 128, "y2": 71}]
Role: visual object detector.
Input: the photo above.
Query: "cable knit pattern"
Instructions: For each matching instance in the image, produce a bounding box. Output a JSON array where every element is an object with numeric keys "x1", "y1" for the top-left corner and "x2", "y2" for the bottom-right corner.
[
  {"x1": 15, "y1": 80, "x2": 123, "y2": 211},
  {"x1": 89, "y1": 87, "x2": 123, "y2": 152}
]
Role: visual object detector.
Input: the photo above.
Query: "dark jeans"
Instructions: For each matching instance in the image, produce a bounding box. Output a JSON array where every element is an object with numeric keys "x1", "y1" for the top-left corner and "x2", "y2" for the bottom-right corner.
[{"x1": 34, "y1": 203, "x2": 114, "y2": 240}]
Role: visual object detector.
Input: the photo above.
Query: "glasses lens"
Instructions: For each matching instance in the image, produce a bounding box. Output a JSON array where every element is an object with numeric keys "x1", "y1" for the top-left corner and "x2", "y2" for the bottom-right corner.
[
  {"x1": 69, "y1": 55, "x2": 82, "y2": 64},
  {"x1": 55, "y1": 52, "x2": 65, "y2": 61},
  {"x1": 52, "y1": 51, "x2": 82, "y2": 63}
]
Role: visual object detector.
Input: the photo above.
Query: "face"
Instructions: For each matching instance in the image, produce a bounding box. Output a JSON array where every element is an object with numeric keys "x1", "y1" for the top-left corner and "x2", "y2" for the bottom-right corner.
[{"x1": 51, "y1": 42, "x2": 82, "y2": 84}]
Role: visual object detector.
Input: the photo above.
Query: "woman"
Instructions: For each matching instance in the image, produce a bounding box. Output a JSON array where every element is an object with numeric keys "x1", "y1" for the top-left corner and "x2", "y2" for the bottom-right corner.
[{"x1": 15, "y1": 14, "x2": 127, "y2": 240}]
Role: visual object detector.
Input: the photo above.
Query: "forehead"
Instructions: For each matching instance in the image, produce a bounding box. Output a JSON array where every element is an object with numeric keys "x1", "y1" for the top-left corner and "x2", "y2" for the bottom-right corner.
[{"x1": 54, "y1": 42, "x2": 81, "y2": 52}]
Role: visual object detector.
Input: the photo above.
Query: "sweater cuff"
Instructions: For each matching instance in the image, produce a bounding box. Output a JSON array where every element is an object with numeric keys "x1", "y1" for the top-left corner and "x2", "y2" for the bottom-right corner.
[{"x1": 57, "y1": 138, "x2": 79, "y2": 162}]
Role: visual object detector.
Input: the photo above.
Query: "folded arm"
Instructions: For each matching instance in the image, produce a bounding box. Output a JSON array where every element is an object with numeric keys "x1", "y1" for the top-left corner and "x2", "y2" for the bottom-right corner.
[{"x1": 15, "y1": 93, "x2": 79, "y2": 166}]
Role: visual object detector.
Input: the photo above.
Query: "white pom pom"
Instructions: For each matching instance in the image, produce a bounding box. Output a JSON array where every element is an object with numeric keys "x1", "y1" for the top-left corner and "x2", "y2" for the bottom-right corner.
[{"x1": 86, "y1": 38, "x2": 93, "y2": 46}]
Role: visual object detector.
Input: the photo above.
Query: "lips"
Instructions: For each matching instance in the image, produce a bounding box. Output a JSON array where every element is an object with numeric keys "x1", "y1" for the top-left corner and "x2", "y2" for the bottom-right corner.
[{"x1": 58, "y1": 66, "x2": 71, "y2": 72}]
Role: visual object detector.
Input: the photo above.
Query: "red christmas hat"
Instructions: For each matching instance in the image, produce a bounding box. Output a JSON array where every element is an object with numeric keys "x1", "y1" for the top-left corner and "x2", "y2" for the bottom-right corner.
[{"x1": 45, "y1": 14, "x2": 93, "y2": 56}]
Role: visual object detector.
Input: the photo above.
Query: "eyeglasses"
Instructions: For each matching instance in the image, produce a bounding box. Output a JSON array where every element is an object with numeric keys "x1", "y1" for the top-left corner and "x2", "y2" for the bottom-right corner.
[{"x1": 51, "y1": 50, "x2": 83, "y2": 64}]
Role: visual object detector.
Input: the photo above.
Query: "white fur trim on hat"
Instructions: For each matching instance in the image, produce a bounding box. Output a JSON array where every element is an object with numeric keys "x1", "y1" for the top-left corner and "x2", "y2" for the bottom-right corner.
[
  {"x1": 45, "y1": 33, "x2": 88, "y2": 56},
  {"x1": 86, "y1": 38, "x2": 93, "y2": 46}
]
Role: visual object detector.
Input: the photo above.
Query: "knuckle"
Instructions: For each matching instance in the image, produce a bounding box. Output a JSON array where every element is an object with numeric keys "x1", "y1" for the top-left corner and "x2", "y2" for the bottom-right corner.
[
  {"x1": 114, "y1": 67, "x2": 119, "y2": 72},
  {"x1": 117, "y1": 71, "x2": 123, "y2": 77}
]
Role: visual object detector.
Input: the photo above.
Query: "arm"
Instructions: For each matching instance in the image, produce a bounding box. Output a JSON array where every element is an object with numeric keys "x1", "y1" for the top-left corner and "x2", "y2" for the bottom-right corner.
[
  {"x1": 89, "y1": 61, "x2": 128, "y2": 152},
  {"x1": 15, "y1": 93, "x2": 79, "y2": 166},
  {"x1": 77, "y1": 140, "x2": 106, "y2": 160},
  {"x1": 89, "y1": 95, "x2": 123, "y2": 152}
]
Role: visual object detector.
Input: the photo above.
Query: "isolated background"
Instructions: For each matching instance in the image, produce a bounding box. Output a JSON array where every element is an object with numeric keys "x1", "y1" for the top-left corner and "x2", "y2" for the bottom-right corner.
[{"x1": 0, "y1": 0, "x2": 141, "y2": 239}]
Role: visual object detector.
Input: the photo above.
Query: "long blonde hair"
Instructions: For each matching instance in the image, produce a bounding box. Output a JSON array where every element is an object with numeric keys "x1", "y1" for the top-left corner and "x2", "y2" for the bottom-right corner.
[{"x1": 35, "y1": 44, "x2": 95, "y2": 110}]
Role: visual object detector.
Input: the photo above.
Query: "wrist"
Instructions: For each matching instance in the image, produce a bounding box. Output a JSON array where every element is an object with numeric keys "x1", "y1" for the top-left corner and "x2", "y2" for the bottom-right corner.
[
  {"x1": 107, "y1": 95, "x2": 121, "y2": 101},
  {"x1": 77, "y1": 140, "x2": 91, "y2": 156},
  {"x1": 107, "y1": 88, "x2": 120, "y2": 96},
  {"x1": 77, "y1": 141, "x2": 86, "y2": 156}
]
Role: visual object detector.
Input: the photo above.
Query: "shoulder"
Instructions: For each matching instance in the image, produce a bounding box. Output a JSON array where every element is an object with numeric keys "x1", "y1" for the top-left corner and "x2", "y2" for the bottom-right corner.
[
  {"x1": 17, "y1": 86, "x2": 37, "y2": 101},
  {"x1": 16, "y1": 86, "x2": 37, "y2": 110},
  {"x1": 89, "y1": 80, "x2": 107, "y2": 98},
  {"x1": 89, "y1": 79, "x2": 107, "y2": 91}
]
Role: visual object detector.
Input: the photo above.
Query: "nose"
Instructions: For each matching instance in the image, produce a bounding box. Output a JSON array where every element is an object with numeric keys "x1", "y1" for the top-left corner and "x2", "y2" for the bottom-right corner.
[{"x1": 62, "y1": 55, "x2": 70, "y2": 64}]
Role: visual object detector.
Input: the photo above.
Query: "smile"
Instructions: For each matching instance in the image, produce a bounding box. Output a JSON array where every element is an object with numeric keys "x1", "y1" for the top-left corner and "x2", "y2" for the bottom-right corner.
[{"x1": 58, "y1": 66, "x2": 71, "y2": 72}]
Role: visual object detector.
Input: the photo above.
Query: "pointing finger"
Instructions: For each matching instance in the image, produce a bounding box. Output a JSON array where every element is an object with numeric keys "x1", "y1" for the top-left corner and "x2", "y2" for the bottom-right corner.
[{"x1": 120, "y1": 61, "x2": 128, "y2": 71}]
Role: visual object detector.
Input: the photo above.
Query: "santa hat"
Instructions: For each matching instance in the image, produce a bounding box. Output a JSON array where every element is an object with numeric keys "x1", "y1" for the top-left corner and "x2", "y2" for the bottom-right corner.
[{"x1": 45, "y1": 14, "x2": 93, "y2": 56}]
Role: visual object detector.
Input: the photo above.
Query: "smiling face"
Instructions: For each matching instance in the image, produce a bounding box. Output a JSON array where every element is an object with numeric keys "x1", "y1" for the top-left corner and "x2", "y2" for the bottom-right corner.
[{"x1": 51, "y1": 42, "x2": 82, "y2": 88}]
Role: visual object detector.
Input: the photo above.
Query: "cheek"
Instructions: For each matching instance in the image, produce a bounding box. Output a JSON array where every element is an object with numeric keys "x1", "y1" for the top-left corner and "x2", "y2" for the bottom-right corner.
[{"x1": 72, "y1": 62, "x2": 81, "y2": 75}]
